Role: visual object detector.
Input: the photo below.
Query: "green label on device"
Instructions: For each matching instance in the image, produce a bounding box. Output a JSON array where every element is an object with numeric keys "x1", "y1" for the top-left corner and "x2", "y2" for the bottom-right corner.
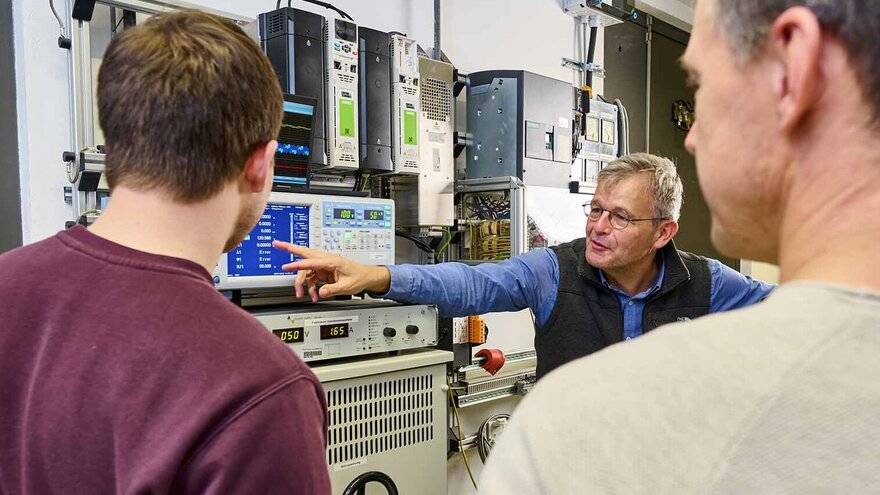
[
  {"x1": 339, "y1": 98, "x2": 355, "y2": 138},
  {"x1": 403, "y1": 109, "x2": 418, "y2": 146}
]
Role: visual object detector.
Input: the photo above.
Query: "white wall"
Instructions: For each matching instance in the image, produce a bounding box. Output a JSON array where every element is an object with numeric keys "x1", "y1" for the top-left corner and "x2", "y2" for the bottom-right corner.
[{"x1": 12, "y1": 1, "x2": 603, "y2": 493}]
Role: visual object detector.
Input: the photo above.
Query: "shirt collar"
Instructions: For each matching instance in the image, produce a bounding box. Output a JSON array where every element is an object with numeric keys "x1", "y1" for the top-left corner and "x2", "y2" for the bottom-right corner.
[{"x1": 599, "y1": 250, "x2": 666, "y2": 299}]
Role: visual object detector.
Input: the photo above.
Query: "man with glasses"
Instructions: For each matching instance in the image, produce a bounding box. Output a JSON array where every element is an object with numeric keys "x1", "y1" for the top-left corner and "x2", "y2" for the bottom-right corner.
[{"x1": 274, "y1": 152, "x2": 772, "y2": 378}]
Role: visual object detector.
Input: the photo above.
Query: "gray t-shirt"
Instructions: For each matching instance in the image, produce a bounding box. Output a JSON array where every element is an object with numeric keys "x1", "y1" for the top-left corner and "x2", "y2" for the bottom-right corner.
[{"x1": 480, "y1": 283, "x2": 880, "y2": 494}]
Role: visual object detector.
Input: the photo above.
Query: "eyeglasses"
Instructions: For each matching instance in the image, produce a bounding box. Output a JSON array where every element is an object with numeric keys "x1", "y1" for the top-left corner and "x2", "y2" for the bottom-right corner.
[{"x1": 582, "y1": 203, "x2": 666, "y2": 230}]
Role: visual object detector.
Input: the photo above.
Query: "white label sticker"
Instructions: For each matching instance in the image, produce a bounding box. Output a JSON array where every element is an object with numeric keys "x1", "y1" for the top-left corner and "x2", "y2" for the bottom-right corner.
[
  {"x1": 558, "y1": 117, "x2": 569, "y2": 129},
  {"x1": 335, "y1": 458, "x2": 366, "y2": 471},
  {"x1": 298, "y1": 315, "x2": 359, "y2": 325}
]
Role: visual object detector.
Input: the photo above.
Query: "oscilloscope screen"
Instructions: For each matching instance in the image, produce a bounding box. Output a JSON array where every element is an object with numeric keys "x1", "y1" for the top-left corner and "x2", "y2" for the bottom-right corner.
[{"x1": 273, "y1": 94, "x2": 317, "y2": 191}]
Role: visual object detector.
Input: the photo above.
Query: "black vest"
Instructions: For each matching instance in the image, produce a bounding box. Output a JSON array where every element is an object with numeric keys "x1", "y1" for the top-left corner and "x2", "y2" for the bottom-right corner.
[{"x1": 536, "y1": 238, "x2": 711, "y2": 379}]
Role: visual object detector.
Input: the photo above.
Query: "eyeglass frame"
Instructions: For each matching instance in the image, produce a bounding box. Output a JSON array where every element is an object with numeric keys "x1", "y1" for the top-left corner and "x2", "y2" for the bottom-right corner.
[{"x1": 582, "y1": 203, "x2": 668, "y2": 230}]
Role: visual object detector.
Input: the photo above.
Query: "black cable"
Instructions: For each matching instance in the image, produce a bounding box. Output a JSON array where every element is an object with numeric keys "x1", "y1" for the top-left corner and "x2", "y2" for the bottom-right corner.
[
  {"x1": 585, "y1": 25, "x2": 598, "y2": 90},
  {"x1": 301, "y1": 0, "x2": 354, "y2": 21},
  {"x1": 395, "y1": 231, "x2": 433, "y2": 255}
]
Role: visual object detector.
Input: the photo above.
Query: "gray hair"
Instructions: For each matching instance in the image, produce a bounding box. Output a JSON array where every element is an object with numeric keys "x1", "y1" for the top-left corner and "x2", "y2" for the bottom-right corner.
[
  {"x1": 597, "y1": 153, "x2": 683, "y2": 222},
  {"x1": 714, "y1": 0, "x2": 880, "y2": 119}
]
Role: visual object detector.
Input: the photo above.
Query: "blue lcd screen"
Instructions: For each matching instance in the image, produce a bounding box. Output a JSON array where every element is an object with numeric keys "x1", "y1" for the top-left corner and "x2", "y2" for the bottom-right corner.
[{"x1": 227, "y1": 204, "x2": 309, "y2": 277}]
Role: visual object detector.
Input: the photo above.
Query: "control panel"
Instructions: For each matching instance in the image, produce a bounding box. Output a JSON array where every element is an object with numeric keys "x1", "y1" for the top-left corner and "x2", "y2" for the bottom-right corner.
[
  {"x1": 321, "y1": 197, "x2": 393, "y2": 255},
  {"x1": 253, "y1": 301, "x2": 438, "y2": 362},
  {"x1": 320, "y1": 17, "x2": 360, "y2": 173},
  {"x1": 213, "y1": 192, "x2": 394, "y2": 290}
]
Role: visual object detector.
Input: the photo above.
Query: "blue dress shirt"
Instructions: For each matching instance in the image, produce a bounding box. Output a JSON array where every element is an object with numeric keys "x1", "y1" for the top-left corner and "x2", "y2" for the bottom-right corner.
[{"x1": 384, "y1": 247, "x2": 774, "y2": 339}]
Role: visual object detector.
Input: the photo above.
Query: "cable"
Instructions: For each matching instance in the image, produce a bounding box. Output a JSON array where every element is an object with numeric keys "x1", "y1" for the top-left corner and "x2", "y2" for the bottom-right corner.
[
  {"x1": 477, "y1": 413, "x2": 510, "y2": 463},
  {"x1": 436, "y1": 227, "x2": 453, "y2": 257},
  {"x1": 614, "y1": 98, "x2": 630, "y2": 156},
  {"x1": 288, "y1": 0, "x2": 355, "y2": 21},
  {"x1": 48, "y1": 0, "x2": 67, "y2": 40},
  {"x1": 448, "y1": 377, "x2": 478, "y2": 491},
  {"x1": 395, "y1": 231, "x2": 434, "y2": 255}
]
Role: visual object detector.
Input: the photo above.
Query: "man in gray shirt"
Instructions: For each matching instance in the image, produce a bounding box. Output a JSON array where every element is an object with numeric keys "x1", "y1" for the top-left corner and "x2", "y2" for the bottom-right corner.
[{"x1": 479, "y1": 0, "x2": 880, "y2": 493}]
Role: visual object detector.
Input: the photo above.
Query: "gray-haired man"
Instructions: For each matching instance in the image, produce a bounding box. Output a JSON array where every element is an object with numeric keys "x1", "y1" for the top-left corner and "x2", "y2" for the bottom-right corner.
[
  {"x1": 274, "y1": 152, "x2": 772, "y2": 378},
  {"x1": 479, "y1": 0, "x2": 880, "y2": 493}
]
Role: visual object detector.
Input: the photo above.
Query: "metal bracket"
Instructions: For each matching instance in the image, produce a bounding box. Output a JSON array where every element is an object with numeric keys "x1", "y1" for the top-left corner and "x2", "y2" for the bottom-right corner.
[{"x1": 562, "y1": 58, "x2": 606, "y2": 78}]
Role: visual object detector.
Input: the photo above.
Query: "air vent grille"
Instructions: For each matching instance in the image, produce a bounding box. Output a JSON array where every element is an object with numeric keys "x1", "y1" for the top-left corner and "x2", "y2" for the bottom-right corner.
[
  {"x1": 326, "y1": 374, "x2": 435, "y2": 466},
  {"x1": 266, "y1": 11, "x2": 285, "y2": 36},
  {"x1": 421, "y1": 77, "x2": 451, "y2": 123}
]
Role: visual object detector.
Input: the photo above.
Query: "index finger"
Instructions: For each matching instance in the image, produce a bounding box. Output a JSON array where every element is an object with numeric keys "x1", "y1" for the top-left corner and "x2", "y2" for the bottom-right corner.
[{"x1": 272, "y1": 240, "x2": 323, "y2": 259}]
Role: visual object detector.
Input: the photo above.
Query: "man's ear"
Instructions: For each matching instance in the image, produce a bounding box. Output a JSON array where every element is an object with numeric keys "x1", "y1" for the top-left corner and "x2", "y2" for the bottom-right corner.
[
  {"x1": 242, "y1": 140, "x2": 277, "y2": 193},
  {"x1": 768, "y1": 7, "x2": 824, "y2": 133},
  {"x1": 654, "y1": 220, "x2": 679, "y2": 250}
]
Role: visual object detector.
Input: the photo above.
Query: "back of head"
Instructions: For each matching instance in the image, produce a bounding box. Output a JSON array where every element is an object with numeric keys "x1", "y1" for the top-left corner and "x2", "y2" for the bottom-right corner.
[
  {"x1": 716, "y1": 0, "x2": 880, "y2": 121},
  {"x1": 97, "y1": 10, "x2": 283, "y2": 203},
  {"x1": 598, "y1": 153, "x2": 684, "y2": 222}
]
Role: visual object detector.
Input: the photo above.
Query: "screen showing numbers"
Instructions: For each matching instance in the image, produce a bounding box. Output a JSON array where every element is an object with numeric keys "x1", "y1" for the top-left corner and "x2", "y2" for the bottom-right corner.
[
  {"x1": 365, "y1": 209, "x2": 384, "y2": 221},
  {"x1": 333, "y1": 208, "x2": 356, "y2": 220},
  {"x1": 227, "y1": 204, "x2": 309, "y2": 278},
  {"x1": 320, "y1": 323, "x2": 350, "y2": 340},
  {"x1": 272, "y1": 327, "x2": 305, "y2": 343}
]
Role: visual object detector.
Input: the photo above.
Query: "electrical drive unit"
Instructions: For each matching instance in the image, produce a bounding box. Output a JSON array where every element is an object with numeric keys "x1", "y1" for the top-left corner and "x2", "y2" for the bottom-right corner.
[
  {"x1": 390, "y1": 34, "x2": 420, "y2": 174},
  {"x1": 319, "y1": 17, "x2": 360, "y2": 174},
  {"x1": 253, "y1": 300, "x2": 438, "y2": 362},
  {"x1": 391, "y1": 56, "x2": 454, "y2": 227},
  {"x1": 466, "y1": 70, "x2": 573, "y2": 188},
  {"x1": 311, "y1": 349, "x2": 451, "y2": 495},
  {"x1": 358, "y1": 27, "x2": 394, "y2": 173},
  {"x1": 258, "y1": 8, "x2": 328, "y2": 168}
]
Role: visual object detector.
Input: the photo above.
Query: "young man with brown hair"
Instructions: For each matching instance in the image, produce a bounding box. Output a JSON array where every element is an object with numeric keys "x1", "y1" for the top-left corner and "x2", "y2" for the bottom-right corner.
[
  {"x1": 0, "y1": 10, "x2": 330, "y2": 494},
  {"x1": 479, "y1": 0, "x2": 880, "y2": 492}
]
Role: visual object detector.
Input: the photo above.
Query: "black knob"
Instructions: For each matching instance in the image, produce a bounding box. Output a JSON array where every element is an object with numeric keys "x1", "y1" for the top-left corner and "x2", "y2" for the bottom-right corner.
[
  {"x1": 383, "y1": 327, "x2": 396, "y2": 338},
  {"x1": 406, "y1": 325, "x2": 419, "y2": 335}
]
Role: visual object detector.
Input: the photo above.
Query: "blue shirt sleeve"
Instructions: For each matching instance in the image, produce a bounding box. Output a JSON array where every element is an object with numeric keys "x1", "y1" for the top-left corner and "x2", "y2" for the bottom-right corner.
[
  {"x1": 708, "y1": 259, "x2": 776, "y2": 312},
  {"x1": 382, "y1": 248, "x2": 560, "y2": 327}
]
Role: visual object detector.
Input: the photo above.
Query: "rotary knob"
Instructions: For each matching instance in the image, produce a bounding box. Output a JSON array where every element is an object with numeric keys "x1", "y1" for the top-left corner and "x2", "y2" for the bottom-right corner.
[
  {"x1": 383, "y1": 327, "x2": 396, "y2": 338},
  {"x1": 405, "y1": 325, "x2": 419, "y2": 335}
]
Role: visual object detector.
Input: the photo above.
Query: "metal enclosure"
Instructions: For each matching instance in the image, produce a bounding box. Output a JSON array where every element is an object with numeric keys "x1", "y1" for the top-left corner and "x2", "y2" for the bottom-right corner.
[
  {"x1": 358, "y1": 27, "x2": 394, "y2": 173},
  {"x1": 311, "y1": 349, "x2": 452, "y2": 495},
  {"x1": 259, "y1": 8, "x2": 328, "y2": 168},
  {"x1": 252, "y1": 301, "x2": 438, "y2": 363},
  {"x1": 466, "y1": 70, "x2": 572, "y2": 188},
  {"x1": 392, "y1": 56, "x2": 454, "y2": 227}
]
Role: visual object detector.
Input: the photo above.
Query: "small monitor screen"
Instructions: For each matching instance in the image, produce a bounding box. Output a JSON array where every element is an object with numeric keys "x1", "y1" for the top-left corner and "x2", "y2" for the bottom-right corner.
[
  {"x1": 274, "y1": 95, "x2": 316, "y2": 190},
  {"x1": 227, "y1": 204, "x2": 309, "y2": 278}
]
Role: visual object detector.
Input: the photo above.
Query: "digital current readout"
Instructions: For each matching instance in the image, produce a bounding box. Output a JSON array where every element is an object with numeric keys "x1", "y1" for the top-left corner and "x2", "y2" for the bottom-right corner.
[
  {"x1": 320, "y1": 323, "x2": 350, "y2": 340},
  {"x1": 272, "y1": 327, "x2": 305, "y2": 343},
  {"x1": 333, "y1": 208, "x2": 356, "y2": 220},
  {"x1": 365, "y1": 209, "x2": 385, "y2": 221}
]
